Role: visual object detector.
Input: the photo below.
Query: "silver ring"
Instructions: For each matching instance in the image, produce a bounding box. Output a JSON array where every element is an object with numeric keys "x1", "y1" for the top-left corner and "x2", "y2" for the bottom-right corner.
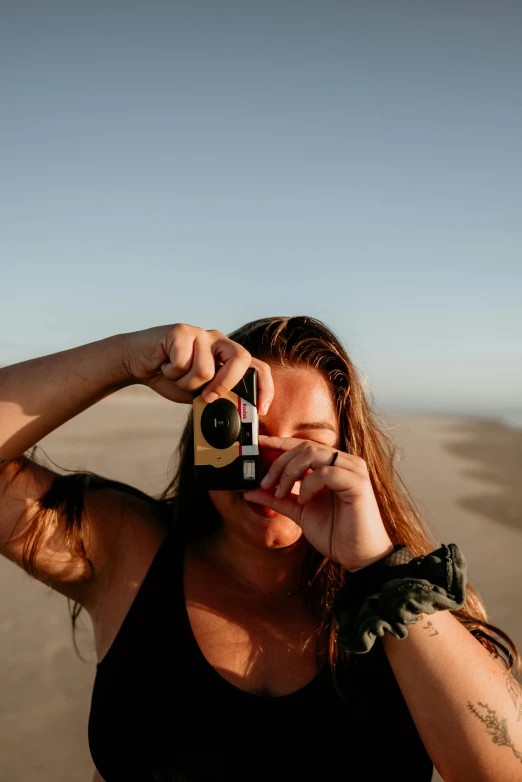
[{"x1": 329, "y1": 451, "x2": 339, "y2": 467}]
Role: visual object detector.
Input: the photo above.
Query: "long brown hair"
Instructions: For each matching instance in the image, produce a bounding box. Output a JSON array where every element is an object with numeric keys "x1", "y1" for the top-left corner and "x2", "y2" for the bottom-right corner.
[
  {"x1": 17, "y1": 316, "x2": 520, "y2": 679},
  {"x1": 159, "y1": 316, "x2": 520, "y2": 684}
]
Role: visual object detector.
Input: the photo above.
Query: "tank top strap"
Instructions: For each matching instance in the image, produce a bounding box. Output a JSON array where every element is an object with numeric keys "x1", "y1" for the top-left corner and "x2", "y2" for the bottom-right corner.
[{"x1": 96, "y1": 524, "x2": 184, "y2": 670}]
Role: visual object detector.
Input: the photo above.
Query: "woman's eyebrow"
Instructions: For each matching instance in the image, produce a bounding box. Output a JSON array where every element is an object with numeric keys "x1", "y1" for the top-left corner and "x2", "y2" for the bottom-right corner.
[
  {"x1": 294, "y1": 421, "x2": 337, "y2": 433},
  {"x1": 259, "y1": 419, "x2": 337, "y2": 433}
]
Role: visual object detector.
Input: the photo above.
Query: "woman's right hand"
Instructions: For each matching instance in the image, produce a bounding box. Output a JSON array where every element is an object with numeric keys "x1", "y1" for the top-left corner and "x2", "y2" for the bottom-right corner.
[{"x1": 120, "y1": 324, "x2": 274, "y2": 414}]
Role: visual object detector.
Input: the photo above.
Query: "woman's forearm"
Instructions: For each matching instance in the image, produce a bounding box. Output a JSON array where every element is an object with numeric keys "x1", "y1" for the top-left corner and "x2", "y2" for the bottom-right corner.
[
  {"x1": 0, "y1": 334, "x2": 134, "y2": 463},
  {"x1": 381, "y1": 608, "x2": 522, "y2": 781}
]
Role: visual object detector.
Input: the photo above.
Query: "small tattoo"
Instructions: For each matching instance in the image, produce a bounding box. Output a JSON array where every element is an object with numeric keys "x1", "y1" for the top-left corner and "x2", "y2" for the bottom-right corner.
[
  {"x1": 422, "y1": 620, "x2": 439, "y2": 636},
  {"x1": 506, "y1": 672, "x2": 522, "y2": 709},
  {"x1": 468, "y1": 701, "x2": 522, "y2": 762},
  {"x1": 488, "y1": 652, "x2": 522, "y2": 717}
]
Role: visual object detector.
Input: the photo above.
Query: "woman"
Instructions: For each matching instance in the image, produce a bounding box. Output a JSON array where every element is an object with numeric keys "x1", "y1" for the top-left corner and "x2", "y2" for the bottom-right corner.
[{"x1": 0, "y1": 316, "x2": 520, "y2": 782}]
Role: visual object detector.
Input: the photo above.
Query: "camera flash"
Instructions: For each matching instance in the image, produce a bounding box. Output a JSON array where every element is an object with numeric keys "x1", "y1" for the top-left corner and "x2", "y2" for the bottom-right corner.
[{"x1": 243, "y1": 460, "x2": 256, "y2": 480}]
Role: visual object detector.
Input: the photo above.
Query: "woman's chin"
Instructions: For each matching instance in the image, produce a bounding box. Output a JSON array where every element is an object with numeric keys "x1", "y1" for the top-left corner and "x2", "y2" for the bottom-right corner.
[
  {"x1": 245, "y1": 504, "x2": 302, "y2": 549},
  {"x1": 223, "y1": 495, "x2": 302, "y2": 548}
]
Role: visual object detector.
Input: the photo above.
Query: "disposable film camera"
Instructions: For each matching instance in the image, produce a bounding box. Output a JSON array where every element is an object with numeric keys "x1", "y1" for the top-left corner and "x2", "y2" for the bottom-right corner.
[{"x1": 193, "y1": 367, "x2": 259, "y2": 490}]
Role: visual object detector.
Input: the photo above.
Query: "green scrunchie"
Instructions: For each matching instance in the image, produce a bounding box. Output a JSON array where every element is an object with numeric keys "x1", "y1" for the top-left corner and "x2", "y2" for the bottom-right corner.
[{"x1": 335, "y1": 543, "x2": 467, "y2": 654}]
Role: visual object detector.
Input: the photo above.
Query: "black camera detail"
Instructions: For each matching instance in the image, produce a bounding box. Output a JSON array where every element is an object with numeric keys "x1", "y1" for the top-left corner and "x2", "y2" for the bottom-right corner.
[
  {"x1": 241, "y1": 423, "x2": 253, "y2": 445},
  {"x1": 200, "y1": 398, "x2": 241, "y2": 449}
]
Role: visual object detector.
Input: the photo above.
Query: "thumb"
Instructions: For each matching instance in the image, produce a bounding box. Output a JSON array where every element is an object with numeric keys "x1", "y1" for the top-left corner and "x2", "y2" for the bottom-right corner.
[{"x1": 146, "y1": 374, "x2": 193, "y2": 404}]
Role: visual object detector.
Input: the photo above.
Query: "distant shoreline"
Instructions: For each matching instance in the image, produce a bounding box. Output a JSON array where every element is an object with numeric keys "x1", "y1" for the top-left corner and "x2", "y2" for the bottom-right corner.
[{"x1": 108, "y1": 386, "x2": 522, "y2": 431}]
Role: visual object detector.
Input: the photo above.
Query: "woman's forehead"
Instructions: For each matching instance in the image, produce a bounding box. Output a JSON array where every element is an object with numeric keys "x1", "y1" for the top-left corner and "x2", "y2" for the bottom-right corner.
[{"x1": 267, "y1": 365, "x2": 336, "y2": 418}]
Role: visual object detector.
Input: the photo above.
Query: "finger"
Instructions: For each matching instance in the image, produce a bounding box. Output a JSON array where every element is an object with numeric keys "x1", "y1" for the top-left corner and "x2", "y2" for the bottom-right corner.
[
  {"x1": 160, "y1": 333, "x2": 196, "y2": 382},
  {"x1": 260, "y1": 437, "x2": 366, "y2": 483},
  {"x1": 274, "y1": 447, "x2": 354, "y2": 499},
  {"x1": 147, "y1": 374, "x2": 194, "y2": 404},
  {"x1": 258, "y1": 435, "x2": 305, "y2": 452},
  {"x1": 175, "y1": 333, "x2": 216, "y2": 392},
  {"x1": 242, "y1": 486, "x2": 302, "y2": 526},
  {"x1": 275, "y1": 450, "x2": 330, "y2": 499},
  {"x1": 257, "y1": 435, "x2": 311, "y2": 473},
  {"x1": 259, "y1": 440, "x2": 310, "y2": 489},
  {"x1": 297, "y1": 466, "x2": 359, "y2": 505},
  {"x1": 261, "y1": 441, "x2": 341, "y2": 493},
  {"x1": 203, "y1": 338, "x2": 252, "y2": 402},
  {"x1": 250, "y1": 358, "x2": 275, "y2": 416}
]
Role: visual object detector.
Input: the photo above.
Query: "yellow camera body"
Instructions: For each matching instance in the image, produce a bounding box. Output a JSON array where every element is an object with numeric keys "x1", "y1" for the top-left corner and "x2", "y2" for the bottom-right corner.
[{"x1": 193, "y1": 368, "x2": 259, "y2": 490}]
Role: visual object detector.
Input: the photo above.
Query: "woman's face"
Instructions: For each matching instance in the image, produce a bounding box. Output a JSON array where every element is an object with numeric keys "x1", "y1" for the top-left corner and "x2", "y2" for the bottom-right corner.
[{"x1": 208, "y1": 365, "x2": 339, "y2": 550}]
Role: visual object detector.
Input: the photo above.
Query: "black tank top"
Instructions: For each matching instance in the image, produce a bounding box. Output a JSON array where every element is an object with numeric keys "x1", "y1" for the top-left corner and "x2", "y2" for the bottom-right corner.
[{"x1": 88, "y1": 531, "x2": 433, "y2": 781}]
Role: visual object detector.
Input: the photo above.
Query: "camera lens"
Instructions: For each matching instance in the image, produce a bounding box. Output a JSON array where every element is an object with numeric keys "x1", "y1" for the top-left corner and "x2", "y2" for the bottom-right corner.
[{"x1": 201, "y1": 398, "x2": 241, "y2": 449}]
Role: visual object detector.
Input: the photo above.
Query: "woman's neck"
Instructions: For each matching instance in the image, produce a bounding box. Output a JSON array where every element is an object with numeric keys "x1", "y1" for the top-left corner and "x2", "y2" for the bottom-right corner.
[{"x1": 197, "y1": 529, "x2": 310, "y2": 599}]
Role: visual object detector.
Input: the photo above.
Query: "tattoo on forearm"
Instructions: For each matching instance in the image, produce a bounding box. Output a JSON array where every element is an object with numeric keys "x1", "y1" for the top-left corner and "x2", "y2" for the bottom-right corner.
[
  {"x1": 468, "y1": 701, "x2": 522, "y2": 762},
  {"x1": 421, "y1": 620, "x2": 439, "y2": 636},
  {"x1": 505, "y1": 674, "x2": 522, "y2": 720},
  {"x1": 488, "y1": 653, "x2": 522, "y2": 720}
]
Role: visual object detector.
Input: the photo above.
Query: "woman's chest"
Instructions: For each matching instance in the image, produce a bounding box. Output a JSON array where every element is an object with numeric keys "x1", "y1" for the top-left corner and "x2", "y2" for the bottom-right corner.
[
  {"x1": 89, "y1": 540, "x2": 324, "y2": 698},
  {"x1": 185, "y1": 597, "x2": 323, "y2": 697}
]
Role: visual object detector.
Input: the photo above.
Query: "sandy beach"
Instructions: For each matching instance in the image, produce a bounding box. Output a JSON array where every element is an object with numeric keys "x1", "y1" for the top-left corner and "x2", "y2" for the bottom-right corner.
[{"x1": 1, "y1": 387, "x2": 521, "y2": 781}]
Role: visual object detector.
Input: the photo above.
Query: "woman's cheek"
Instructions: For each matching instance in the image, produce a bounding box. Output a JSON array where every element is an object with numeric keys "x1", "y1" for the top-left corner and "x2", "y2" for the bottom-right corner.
[{"x1": 208, "y1": 489, "x2": 236, "y2": 513}]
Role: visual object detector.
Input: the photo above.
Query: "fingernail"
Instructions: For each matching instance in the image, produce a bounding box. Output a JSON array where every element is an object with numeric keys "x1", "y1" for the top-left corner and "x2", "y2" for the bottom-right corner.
[
  {"x1": 274, "y1": 486, "x2": 281, "y2": 497},
  {"x1": 261, "y1": 400, "x2": 271, "y2": 416},
  {"x1": 204, "y1": 392, "x2": 218, "y2": 404},
  {"x1": 260, "y1": 475, "x2": 270, "y2": 486}
]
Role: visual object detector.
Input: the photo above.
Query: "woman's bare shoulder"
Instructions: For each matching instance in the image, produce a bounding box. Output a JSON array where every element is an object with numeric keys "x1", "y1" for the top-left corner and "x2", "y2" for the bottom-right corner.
[
  {"x1": 0, "y1": 455, "x2": 169, "y2": 607},
  {"x1": 82, "y1": 490, "x2": 170, "y2": 663},
  {"x1": 79, "y1": 487, "x2": 169, "y2": 610}
]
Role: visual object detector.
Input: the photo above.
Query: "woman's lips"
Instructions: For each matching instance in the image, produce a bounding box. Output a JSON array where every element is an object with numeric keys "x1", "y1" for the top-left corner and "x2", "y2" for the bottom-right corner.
[
  {"x1": 244, "y1": 500, "x2": 279, "y2": 518},
  {"x1": 240, "y1": 479, "x2": 302, "y2": 519}
]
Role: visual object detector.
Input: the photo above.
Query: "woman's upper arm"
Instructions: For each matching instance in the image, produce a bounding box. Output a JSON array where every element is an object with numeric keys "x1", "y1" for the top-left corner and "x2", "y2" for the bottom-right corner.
[
  {"x1": 0, "y1": 458, "x2": 162, "y2": 607},
  {"x1": 0, "y1": 458, "x2": 71, "y2": 573}
]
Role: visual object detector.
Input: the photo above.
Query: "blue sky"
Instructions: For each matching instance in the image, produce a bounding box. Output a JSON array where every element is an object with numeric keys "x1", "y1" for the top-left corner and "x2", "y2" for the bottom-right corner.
[{"x1": 1, "y1": 1, "x2": 521, "y2": 417}]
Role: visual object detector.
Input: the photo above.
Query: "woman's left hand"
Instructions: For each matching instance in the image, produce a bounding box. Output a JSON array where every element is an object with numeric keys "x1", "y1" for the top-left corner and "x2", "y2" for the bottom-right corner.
[{"x1": 243, "y1": 435, "x2": 394, "y2": 571}]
